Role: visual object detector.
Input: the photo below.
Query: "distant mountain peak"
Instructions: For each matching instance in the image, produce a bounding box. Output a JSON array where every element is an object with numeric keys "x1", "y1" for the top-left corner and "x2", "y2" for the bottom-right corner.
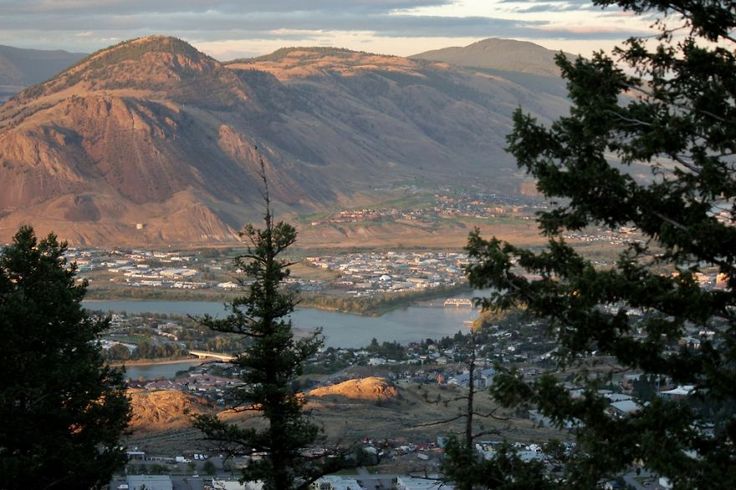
[
  {"x1": 411, "y1": 37, "x2": 572, "y2": 78},
  {"x1": 10, "y1": 35, "x2": 248, "y2": 108},
  {"x1": 78, "y1": 35, "x2": 207, "y2": 67}
]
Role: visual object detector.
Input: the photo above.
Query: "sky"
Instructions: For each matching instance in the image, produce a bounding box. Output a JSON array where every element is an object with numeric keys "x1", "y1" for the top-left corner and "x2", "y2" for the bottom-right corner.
[{"x1": 0, "y1": 0, "x2": 657, "y2": 60}]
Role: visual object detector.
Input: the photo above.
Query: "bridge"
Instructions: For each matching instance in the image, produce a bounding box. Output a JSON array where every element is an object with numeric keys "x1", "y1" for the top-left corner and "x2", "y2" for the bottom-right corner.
[
  {"x1": 443, "y1": 298, "x2": 473, "y2": 308},
  {"x1": 189, "y1": 350, "x2": 236, "y2": 362}
]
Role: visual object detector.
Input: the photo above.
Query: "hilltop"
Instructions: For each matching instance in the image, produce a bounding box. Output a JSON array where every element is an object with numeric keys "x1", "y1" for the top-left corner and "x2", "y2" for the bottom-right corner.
[
  {"x1": 412, "y1": 38, "x2": 573, "y2": 77},
  {"x1": 309, "y1": 377, "x2": 399, "y2": 401},
  {"x1": 228, "y1": 47, "x2": 432, "y2": 80}
]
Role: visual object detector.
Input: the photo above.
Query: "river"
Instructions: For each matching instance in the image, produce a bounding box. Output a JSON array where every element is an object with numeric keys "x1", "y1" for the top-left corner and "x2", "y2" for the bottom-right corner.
[
  {"x1": 84, "y1": 299, "x2": 479, "y2": 348},
  {"x1": 86, "y1": 298, "x2": 482, "y2": 380},
  {"x1": 124, "y1": 359, "x2": 205, "y2": 380}
]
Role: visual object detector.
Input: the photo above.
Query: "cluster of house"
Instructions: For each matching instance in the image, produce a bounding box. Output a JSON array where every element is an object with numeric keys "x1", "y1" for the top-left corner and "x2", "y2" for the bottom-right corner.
[
  {"x1": 526, "y1": 375, "x2": 698, "y2": 429},
  {"x1": 95, "y1": 313, "x2": 191, "y2": 359},
  {"x1": 562, "y1": 226, "x2": 644, "y2": 246},
  {"x1": 308, "y1": 191, "x2": 542, "y2": 226},
  {"x1": 315, "y1": 475, "x2": 453, "y2": 490},
  {"x1": 120, "y1": 437, "x2": 458, "y2": 489},
  {"x1": 64, "y1": 248, "x2": 215, "y2": 289},
  {"x1": 128, "y1": 365, "x2": 242, "y2": 404},
  {"x1": 432, "y1": 192, "x2": 540, "y2": 220},
  {"x1": 66, "y1": 248, "x2": 191, "y2": 272},
  {"x1": 119, "y1": 474, "x2": 454, "y2": 490},
  {"x1": 67, "y1": 245, "x2": 477, "y2": 296},
  {"x1": 305, "y1": 251, "x2": 468, "y2": 294}
]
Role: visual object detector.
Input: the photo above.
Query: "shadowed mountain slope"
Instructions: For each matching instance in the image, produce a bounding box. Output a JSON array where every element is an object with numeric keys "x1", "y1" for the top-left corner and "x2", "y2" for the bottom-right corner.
[{"x1": 0, "y1": 45, "x2": 85, "y2": 102}]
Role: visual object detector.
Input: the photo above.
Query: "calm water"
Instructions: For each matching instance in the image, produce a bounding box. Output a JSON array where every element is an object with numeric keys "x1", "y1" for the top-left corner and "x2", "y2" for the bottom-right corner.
[
  {"x1": 124, "y1": 359, "x2": 204, "y2": 380},
  {"x1": 84, "y1": 299, "x2": 479, "y2": 348}
]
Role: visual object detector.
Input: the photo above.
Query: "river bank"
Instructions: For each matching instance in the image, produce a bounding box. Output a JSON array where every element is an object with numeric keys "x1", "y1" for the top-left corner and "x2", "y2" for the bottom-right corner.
[
  {"x1": 87, "y1": 284, "x2": 472, "y2": 317},
  {"x1": 119, "y1": 358, "x2": 206, "y2": 380},
  {"x1": 109, "y1": 357, "x2": 200, "y2": 368},
  {"x1": 85, "y1": 299, "x2": 478, "y2": 348}
]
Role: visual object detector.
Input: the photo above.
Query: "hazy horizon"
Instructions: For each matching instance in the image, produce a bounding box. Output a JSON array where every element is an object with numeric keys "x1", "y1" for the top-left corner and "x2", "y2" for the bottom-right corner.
[{"x1": 0, "y1": 1, "x2": 655, "y2": 60}]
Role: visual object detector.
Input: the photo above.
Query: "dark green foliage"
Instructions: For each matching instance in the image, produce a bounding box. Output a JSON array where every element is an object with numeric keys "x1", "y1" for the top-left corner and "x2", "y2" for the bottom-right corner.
[
  {"x1": 366, "y1": 338, "x2": 407, "y2": 360},
  {"x1": 203, "y1": 459, "x2": 217, "y2": 475},
  {"x1": 0, "y1": 226, "x2": 131, "y2": 489},
  {"x1": 300, "y1": 284, "x2": 470, "y2": 316},
  {"x1": 632, "y1": 375, "x2": 660, "y2": 403},
  {"x1": 193, "y1": 172, "x2": 338, "y2": 489},
  {"x1": 443, "y1": 438, "x2": 556, "y2": 490},
  {"x1": 460, "y1": 1, "x2": 736, "y2": 488}
]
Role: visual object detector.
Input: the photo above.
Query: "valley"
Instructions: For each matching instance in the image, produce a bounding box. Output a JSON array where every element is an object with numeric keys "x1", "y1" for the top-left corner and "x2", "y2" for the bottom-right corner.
[{"x1": 0, "y1": 33, "x2": 681, "y2": 490}]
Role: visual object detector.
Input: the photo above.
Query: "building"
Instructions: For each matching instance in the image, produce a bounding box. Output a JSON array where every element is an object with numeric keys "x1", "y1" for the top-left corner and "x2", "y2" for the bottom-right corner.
[
  {"x1": 396, "y1": 476, "x2": 454, "y2": 489},
  {"x1": 212, "y1": 481, "x2": 263, "y2": 490},
  {"x1": 314, "y1": 475, "x2": 362, "y2": 489},
  {"x1": 126, "y1": 475, "x2": 173, "y2": 490}
]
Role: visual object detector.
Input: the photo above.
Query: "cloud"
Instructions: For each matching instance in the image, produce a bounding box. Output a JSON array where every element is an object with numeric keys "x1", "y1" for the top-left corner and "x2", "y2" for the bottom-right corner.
[
  {"x1": 0, "y1": 9, "x2": 644, "y2": 39},
  {"x1": 0, "y1": 0, "x2": 653, "y2": 55},
  {"x1": 0, "y1": 0, "x2": 454, "y2": 15},
  {"x1": 514, "y1": 3, "x2": 600, "y2": 14}
]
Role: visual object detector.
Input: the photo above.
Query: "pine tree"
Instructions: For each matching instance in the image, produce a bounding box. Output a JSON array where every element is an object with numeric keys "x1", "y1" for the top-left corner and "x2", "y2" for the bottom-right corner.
[
  {"x1": 462, "y1": 1, "x2": 736, "y2": 488},
  {"x1": 0, "y1": 226, "x2": 131, "y2": 489},
  {"x1": 193, "y1": 164, "x2": 334, "y2": 489}
]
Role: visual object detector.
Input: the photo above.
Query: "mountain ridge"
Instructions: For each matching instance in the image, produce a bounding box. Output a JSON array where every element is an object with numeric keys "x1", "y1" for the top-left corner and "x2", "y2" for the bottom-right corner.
[{"x1": 0, "y1": 36, "x2": 569, "y2": 246}]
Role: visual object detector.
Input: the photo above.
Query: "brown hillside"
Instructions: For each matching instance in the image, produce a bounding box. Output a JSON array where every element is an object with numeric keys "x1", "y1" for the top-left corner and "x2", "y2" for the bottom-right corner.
[
  {"x1": 128, "y1": 388, "x2": 213, "y2": 432},
  {"x1": 229, "y1": 47, "x2": 439, "y2": 81},
  {"x1": 309, "y1": 377, "x2": 399, "y2": 401}
]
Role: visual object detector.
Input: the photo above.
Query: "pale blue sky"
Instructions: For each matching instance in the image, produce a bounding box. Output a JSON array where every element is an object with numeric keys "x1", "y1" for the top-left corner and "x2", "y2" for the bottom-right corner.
[{"x1": 0, "y1": 0, "x2": 654, "y2": 58}]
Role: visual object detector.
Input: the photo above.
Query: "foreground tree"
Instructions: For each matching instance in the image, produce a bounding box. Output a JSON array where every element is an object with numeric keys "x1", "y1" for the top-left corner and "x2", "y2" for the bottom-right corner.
[
  {"x1": 0, "y1": 226, "x2": 131, "y2": 489},
  {"x1": 193, "y1": 166, "x2": 334, "y2": 489},
  {"x1": 460, "y1": 1, "x2": 736, "y2": 488}
]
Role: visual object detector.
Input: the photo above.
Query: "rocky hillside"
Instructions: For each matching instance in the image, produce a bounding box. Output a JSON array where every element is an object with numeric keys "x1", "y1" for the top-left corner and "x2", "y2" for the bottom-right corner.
[
  {"x1": 0, "y1": 36, "x2": 568, "y2": 245},
  {"x1": 128, "y1": 389, "x2": 213, "y2": 432},
  {"x1": 309, "y1": 377, "x2": 399, "y2": 401}
]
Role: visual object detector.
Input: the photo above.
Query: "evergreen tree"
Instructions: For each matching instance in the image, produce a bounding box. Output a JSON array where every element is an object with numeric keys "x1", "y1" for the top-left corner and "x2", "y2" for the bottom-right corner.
[
  {"x1": 0, "y1": 226, "x2": 131, "y2": 489},
  {"x1": 460, "y1": 1, "x2": 736, "y2": 488},
  {"x1": 193, "y1": 164, "x2": 334, "y2": 489}
]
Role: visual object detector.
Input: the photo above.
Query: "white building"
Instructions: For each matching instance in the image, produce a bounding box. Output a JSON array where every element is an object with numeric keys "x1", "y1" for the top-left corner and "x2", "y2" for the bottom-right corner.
[
  {"x1": 314, "y1": 475, "x2": 362, "y2": 490},
  {"x1": 212, "y1": 480, "x2": 263, "y2": 490},
  {"x1": 396, "y1": 477, "x2": 454, "y2": 489},
  {"x1": 126, "y1": 475, "x2": 172, "y2": 490}
]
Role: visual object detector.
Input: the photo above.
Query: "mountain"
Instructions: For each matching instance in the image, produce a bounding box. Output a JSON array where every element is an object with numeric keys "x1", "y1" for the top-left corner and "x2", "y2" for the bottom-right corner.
[
  {"x1": 411, "y1": 38, "x2": 572, "y2": 78},
  {"x1": 0, "y1": 36, "x2": 568, "y2": 246},
  {"x1": 0, "y1": 45, "x2": 85, "y2": 101}
]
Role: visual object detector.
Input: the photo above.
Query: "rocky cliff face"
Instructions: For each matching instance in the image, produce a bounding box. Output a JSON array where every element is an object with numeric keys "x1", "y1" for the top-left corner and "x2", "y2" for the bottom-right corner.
[{"x1": 0, "y1": 36, "x2": 568, "y2": 246}]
